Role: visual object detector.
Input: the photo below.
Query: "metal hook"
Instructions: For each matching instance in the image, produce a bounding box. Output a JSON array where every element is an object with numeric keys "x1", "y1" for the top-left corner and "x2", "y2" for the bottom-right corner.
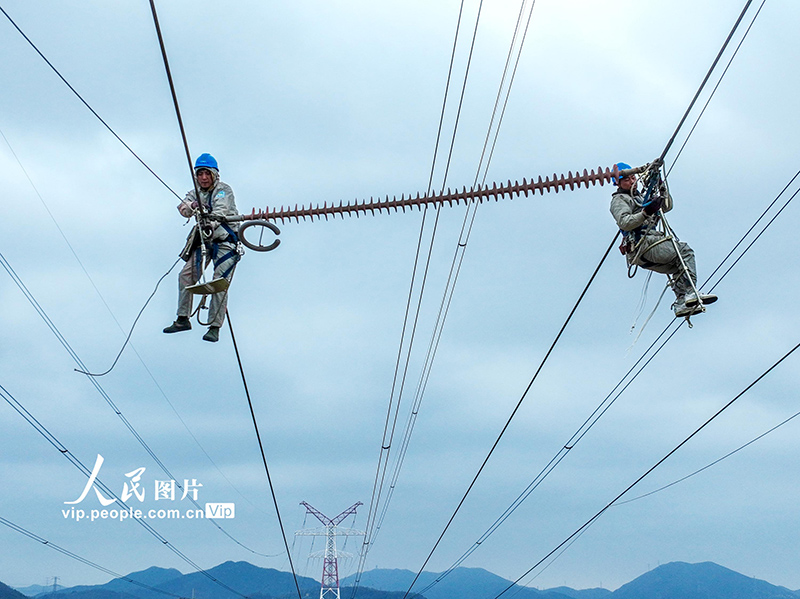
[{"x1": 239, "y1": 220, "x2": 281, "y2": 252}]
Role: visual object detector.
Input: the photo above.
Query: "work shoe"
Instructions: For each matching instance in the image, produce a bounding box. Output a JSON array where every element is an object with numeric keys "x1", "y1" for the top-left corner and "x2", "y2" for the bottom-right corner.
[
  {"x1": 163, "y1": 316, "x2": 191, "y2": 334},
  {"x1": 684, "y1": 293, "x2": 718, "y2": 307},
  {"x1": 673, "y1": 300, "x2": 702, "y2": 318},
  {"x1": 203, "y1": 326, "x2": 220, "y2": 343}
]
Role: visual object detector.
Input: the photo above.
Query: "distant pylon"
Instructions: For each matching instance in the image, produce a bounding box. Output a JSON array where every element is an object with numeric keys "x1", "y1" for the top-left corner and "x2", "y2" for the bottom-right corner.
[{"x1": 296, "y1": 502, "x2": 364, "y2": 599}]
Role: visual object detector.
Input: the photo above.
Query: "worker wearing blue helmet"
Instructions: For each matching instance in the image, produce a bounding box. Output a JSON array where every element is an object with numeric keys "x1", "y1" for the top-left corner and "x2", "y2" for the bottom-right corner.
[
  {"x1": 610, "y1": 162, "x2": 716, "y2": 318},
  {"x1": 163, "y1": 153, "x2": 241, "y2": 342}
]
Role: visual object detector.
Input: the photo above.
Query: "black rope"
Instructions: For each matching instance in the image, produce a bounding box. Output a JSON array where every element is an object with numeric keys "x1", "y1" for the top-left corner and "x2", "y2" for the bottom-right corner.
[
  {"x1": 75, "y1": 258, "x2": 181, "y2": 377},
  {"x1": 226, "y1": 310, "x2": 304, "y2": 599},
  {"x1": 0, "y1": 5, "x2": 181, "y2": 199}
]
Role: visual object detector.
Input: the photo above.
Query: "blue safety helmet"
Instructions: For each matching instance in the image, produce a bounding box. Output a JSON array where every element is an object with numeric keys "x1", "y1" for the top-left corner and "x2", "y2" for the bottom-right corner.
[
  {"x1": 612, "y1": 162, "x2": 632, "y2": 185},
  {"x1": 194, "y1": 153, "x2": 219, "y2": 172}
]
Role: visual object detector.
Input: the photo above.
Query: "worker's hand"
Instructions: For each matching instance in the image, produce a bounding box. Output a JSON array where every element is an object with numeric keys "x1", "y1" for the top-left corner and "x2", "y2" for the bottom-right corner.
[
  {"x1": 178, "y1": 201, "x2": 194, "y2": 218},
  {"x1": 643, "y1": 196, "x2": 663, "y2": 216}
]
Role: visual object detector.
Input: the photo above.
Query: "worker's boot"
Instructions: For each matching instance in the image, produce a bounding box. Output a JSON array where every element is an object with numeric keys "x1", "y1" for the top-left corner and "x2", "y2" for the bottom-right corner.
[
  {"x1": 163, "y1": 316, "x2": 191, "y2": 334},
  {"x1": 203, "y1": 326, "x2": 220, "y2": 343},
  {"x1": 684, "y1": 293, "x2": 718, "y2": 307}
]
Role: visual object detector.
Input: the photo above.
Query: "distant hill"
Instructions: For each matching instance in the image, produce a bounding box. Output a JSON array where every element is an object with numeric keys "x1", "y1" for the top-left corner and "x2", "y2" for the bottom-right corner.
[
  {"x1": 547, "y1": 588, "x2": 611, "y2": 599},
  {"x1": 612, "y1": 561, "x2": 799, "y2": 599},
  {"x1": 342, "y1": 563, "x2": 800, "y2": 599},
  {"x1": 38, "y1": 590, "x2": 136, "y2": 599},
  {"x1": 8, "y1": 560, "x2": 800, "y2": 599},
  {"x1": 40, "y1": 567, "x2": 185, "y2": 599},
  {"x1": 1, "y1": 583, "x2": 29, "y2": 599},
  {"x1": 341, "y1": 567, "x2": 572, "y2": 599},
  {"x1": 14, "y1": 586, "x2": 52, "y2": 598}
]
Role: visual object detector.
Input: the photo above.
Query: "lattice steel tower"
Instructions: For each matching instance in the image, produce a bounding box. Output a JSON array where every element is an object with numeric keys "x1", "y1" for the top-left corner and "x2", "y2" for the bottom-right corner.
[{"x1": 296, "y1": 502, "x2": 364, "y2": 599}]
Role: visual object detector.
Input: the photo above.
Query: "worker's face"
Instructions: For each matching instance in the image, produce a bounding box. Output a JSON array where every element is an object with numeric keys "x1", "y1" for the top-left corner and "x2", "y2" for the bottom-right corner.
[
  {"x1": 619, "y1": 174, "x2": 637, "y2": 191},
  {"x1": 196, "y1": 168, "x2": 214, "y2": 190}
]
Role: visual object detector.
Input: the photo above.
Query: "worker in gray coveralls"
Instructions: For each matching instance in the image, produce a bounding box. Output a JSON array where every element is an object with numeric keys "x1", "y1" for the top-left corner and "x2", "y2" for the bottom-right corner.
[
  {"x1": 610, "y1": 162, "x2": 716, "y2": 318},
  {"x1": 163, "y1": 153, "x2": 241, "y2": 342}
]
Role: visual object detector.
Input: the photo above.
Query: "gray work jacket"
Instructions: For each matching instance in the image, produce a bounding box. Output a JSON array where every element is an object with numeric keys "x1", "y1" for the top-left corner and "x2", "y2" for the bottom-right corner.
[{"x1": 183, "y1": 180, "x2": 240, "y2": 242}]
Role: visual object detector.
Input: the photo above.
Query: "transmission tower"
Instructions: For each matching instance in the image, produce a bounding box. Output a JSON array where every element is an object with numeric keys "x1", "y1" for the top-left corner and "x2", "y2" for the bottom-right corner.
[{"x1": 296, "y1": 502, "x2": 364, "y2": 599}]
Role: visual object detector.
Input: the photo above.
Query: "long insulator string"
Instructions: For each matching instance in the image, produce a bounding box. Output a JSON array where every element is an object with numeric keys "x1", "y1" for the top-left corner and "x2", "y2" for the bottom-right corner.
[{"x1": 234, "y1": 166, "x2": 617, "y2": 224}]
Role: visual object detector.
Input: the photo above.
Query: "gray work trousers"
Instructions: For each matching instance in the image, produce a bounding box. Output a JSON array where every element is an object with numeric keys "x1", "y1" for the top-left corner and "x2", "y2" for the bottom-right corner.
[
  {"x1": 635, "y1": 234, "x2": 696, "y2": 299},
  {"x1": 177, "y1": 241, "x2": 239, "y2": 328}
]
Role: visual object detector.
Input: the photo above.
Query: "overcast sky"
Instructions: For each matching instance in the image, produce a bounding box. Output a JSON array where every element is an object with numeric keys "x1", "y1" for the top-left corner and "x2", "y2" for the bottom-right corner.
[{"x1": 2, "y1": 0, "x2": 800, "y2": 593}]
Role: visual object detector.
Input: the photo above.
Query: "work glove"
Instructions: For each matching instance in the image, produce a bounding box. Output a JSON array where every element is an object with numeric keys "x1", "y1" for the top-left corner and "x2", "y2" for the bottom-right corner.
[
  {"x1": 177, "y1": 200, "x2": 200, "y2": 218},
  {"x1": 642, "y1": 196, "x2": 663, "y2": 216}
]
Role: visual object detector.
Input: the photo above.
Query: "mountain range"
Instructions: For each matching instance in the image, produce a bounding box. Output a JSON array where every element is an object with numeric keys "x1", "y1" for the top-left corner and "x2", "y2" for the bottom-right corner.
[{"x1": 9, "y1": 561, "x2": 800, "y2": 599}]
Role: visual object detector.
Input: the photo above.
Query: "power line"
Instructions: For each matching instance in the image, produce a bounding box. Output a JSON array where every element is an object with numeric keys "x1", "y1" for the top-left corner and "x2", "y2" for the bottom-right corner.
[
  {"x1": 0, "y1": 248, "x2": 277, "y2": 559},
  {"x1": 399, "y1": 2, "x2": 763, "y2": 592},
  {"x1": 666, "y1": 0, "x2": 767, "y2": 175},
  {"x1": 414, "y1": 160, "x2": 800, "y2": 595},
  {"x1": 658, "y1": 0, "x2": 754, "y2": 162},
  {"x1": 412, "y1": 320, "x2": 684, "y2": 596},
  {"x1": 351, "y1": 1, "x2": 481, "y2": 593},
  {"x1": 491, "y1": 340, "x2": 800, "y2": 599},
  {"x1": 146, "y1": 0, "x2": 201, "y2": 200},
  {"x1": 227, "y1": 311, "x2": 304, "y2": 599},
  {"x1": 0, "y1": 383, "x2": 251, "y2": 599},
  {"x1": 145, "y1": 0, "x2": 297, "y2": 571},
  {"x1": 374, "y1": 0, "x2": 540, "y2": 543},
  {"x1": 0, "y1": 516, "x2": 190, "y2": 599},
  {"x1": 0, "y1": 5, "x2": 181, "y2": 199},
  {"x1": 616, "y1": 406, "x2": 800, "y2": 506},
  {"x1": 401, "y1": 232, "x2": 619, "y2": 599}
]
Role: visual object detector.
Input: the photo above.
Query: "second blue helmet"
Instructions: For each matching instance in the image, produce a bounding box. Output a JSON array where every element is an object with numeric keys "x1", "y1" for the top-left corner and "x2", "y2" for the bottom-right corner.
[
  {"x1": 195, "y1": 153, "x2": 218, "y2": 171},
  {"x1": 612, "y1": 162, "x2": 632, "y2": 185}
]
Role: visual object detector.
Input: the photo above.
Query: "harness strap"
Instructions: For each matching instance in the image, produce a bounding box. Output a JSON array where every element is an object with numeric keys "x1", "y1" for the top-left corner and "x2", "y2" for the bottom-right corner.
[{"x1": 221, "y1": 222, "x2": 239, "y2": 244}]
